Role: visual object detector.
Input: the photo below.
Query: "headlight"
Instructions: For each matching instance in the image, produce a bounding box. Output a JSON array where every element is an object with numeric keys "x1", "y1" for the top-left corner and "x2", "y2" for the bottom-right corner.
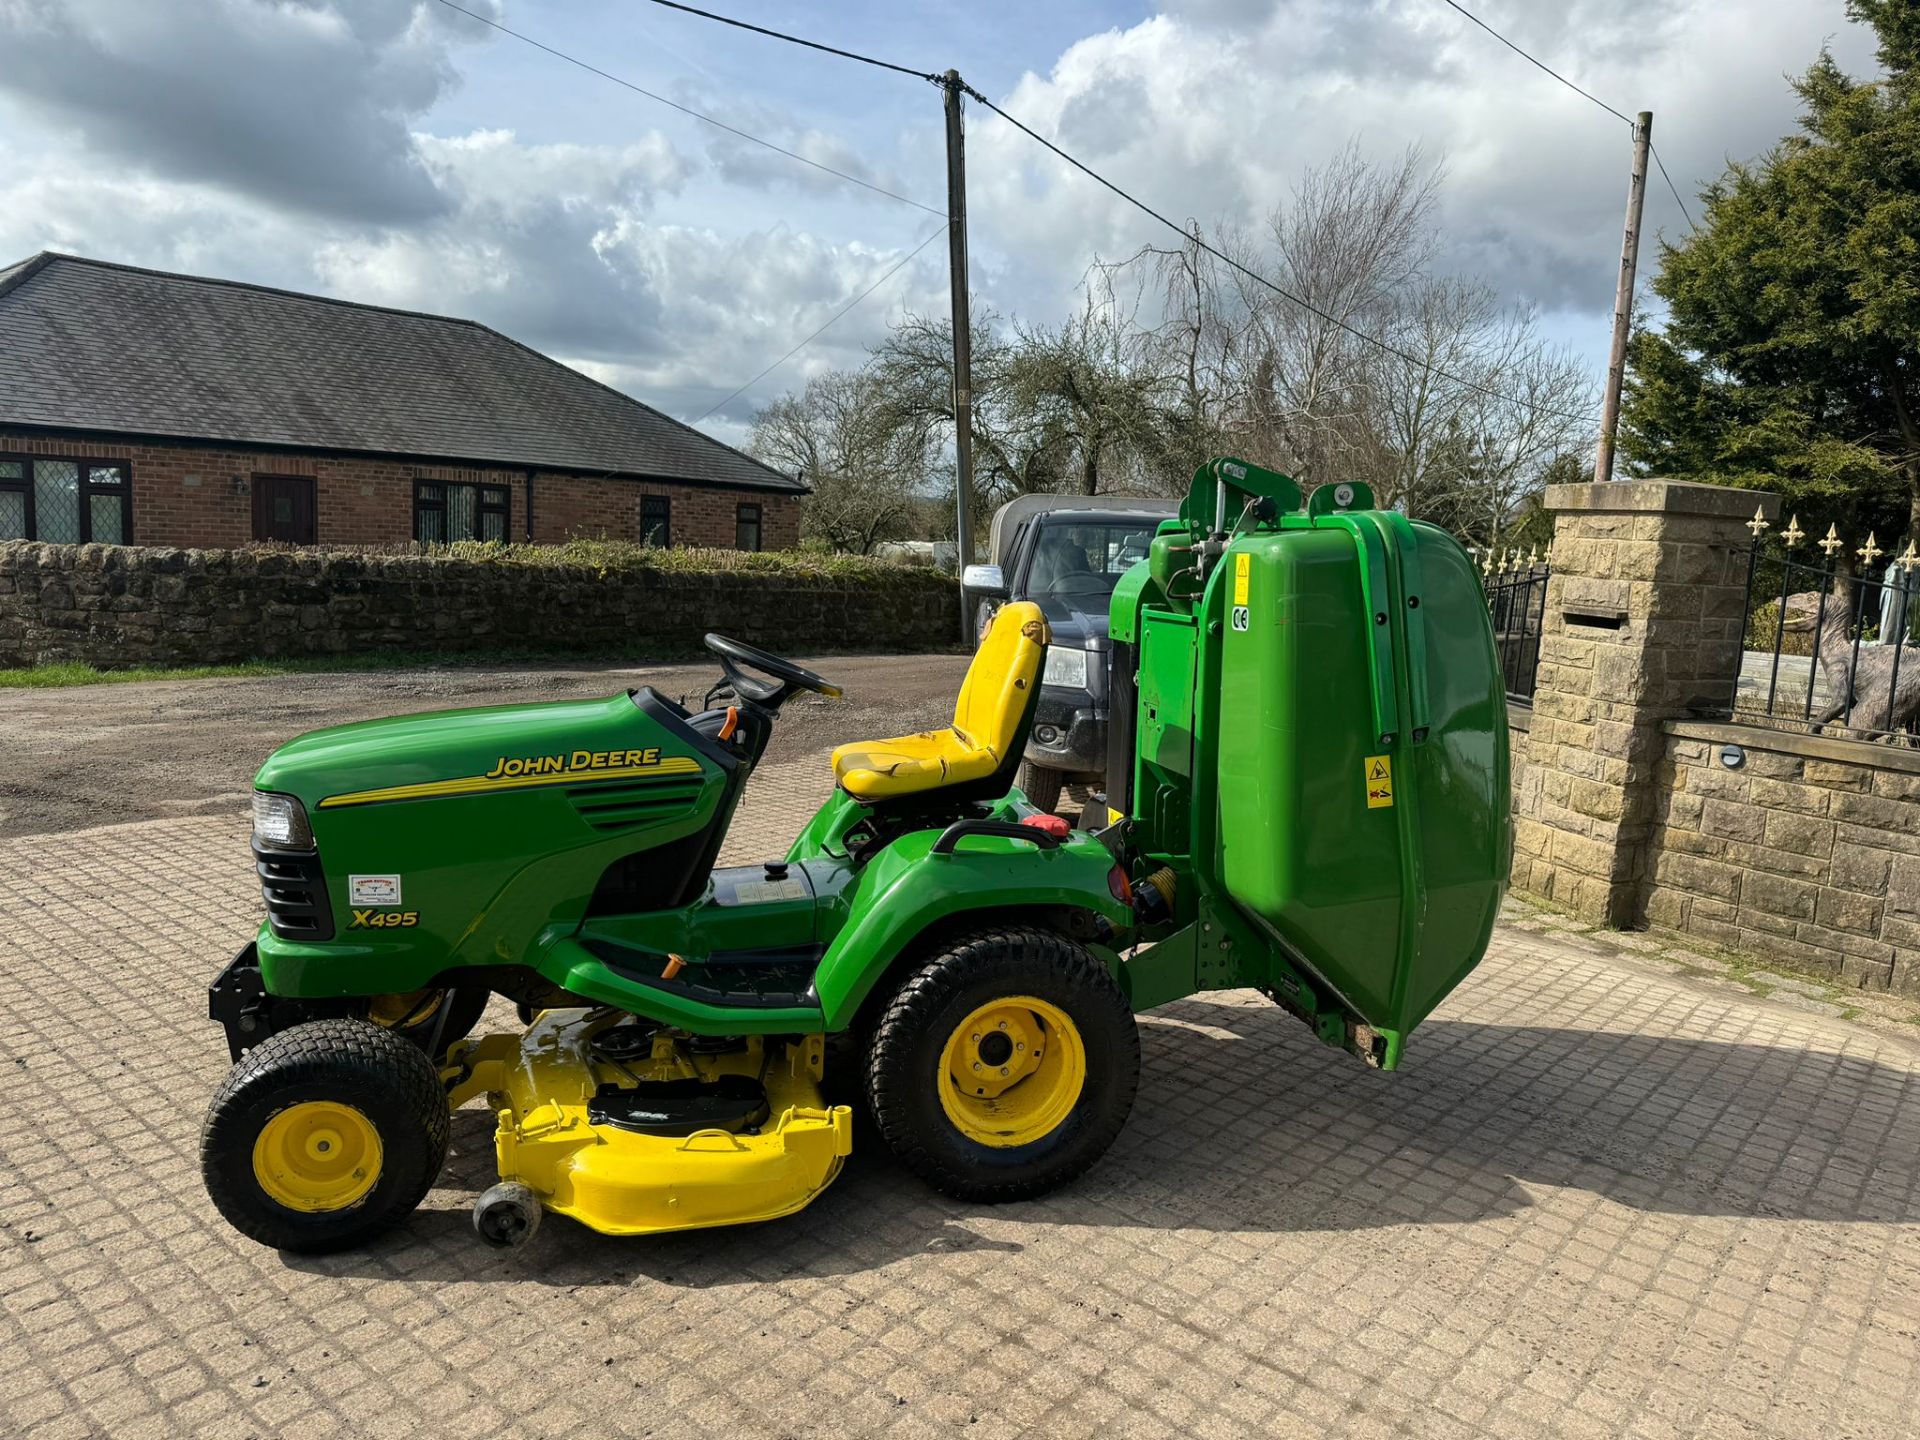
[
  {"x1": 251, "y1": 790, "x2": 314, "y2": 851},
  {"x1": 1042, "y1": 645, "x2": 1088, "y2": 688}
]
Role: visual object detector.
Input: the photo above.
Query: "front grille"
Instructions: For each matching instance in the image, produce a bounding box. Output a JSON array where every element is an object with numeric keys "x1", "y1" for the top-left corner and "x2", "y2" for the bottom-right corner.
[{"x1": 255, "y1": 846, "x2": 335, "y2": 941}]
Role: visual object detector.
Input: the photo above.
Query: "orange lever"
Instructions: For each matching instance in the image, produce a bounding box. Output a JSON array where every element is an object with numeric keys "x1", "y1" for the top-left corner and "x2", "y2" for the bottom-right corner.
[
  {"x1": 717, "y1": 705, "x2": 740, "y2": 742},
  {"x1": 662, "y1": 954, "x2": 686, "y2": 980}
]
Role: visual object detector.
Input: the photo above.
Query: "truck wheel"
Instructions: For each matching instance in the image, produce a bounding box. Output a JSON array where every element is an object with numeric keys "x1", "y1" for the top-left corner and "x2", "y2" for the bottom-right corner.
[
  {"x1": 1018, "y1": 761, "x2": 1064, "y2": 815},
  {"x1": 201, "y1": 1019, "x2": 450, "y2": 1254},
  {"x1": 866, "y1": 926, "x2": 1139, "y2": 1203}
]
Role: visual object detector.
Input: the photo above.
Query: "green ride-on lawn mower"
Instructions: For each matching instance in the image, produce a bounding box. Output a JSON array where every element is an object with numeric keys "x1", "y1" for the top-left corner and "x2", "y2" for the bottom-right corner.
[{"x1": 201, "y1": 457, "x2": 1509, "y2": 1253}]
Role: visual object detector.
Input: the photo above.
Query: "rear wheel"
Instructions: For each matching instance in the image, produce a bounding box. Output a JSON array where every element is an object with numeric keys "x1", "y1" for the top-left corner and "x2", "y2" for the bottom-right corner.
[
  {"x1": 201, "y1": 1019, "x2": 450, "y2": 1253},
  {"x1": 866, "y1": 926, "x2": 1138, "y2": 1203},
  {"x1": 1017, "y1": 761, "x2": 1065, "y2": 815}
]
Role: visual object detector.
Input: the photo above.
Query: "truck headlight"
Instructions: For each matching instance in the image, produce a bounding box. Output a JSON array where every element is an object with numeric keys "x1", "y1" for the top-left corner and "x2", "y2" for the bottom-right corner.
[
  {"x1": 1042, "y1": 646, "x2": 1088, "y2": 688},
  {"x1": 251, "y1": 791, "x2": 314, "y2": 851}
]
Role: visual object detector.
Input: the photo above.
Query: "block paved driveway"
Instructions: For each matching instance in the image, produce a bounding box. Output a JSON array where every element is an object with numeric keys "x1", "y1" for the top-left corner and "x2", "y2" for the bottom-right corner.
[{"x1": 3, "y1": 673, "x2": 1920, "y2": 1438}]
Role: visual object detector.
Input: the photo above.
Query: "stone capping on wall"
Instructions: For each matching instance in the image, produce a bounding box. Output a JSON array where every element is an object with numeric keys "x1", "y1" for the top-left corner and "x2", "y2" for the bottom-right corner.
[
  {"x1": 1542, "y1": 479, "x2": 1780, "y2": 520},
  {"x1": 1665, "y1": 717, "x2": 1920, "y2": 777}
]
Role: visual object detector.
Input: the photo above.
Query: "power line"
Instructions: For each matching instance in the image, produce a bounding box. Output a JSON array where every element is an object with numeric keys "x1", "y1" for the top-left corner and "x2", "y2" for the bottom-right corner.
[
  {"x1": 643, "y1": 0, "x2": 940, "y2": 84},
  {"x1": 429, "y1": 0, "x2": 942, "y2": 216},
  {"x1": 960, "y1": 83, "x2": 1601, "y2": 426},
  {"x1": 1649, "y1": 144, "x2": 1698, "y2": 231},
  {"x1": 696, "y1": 224, "x2": 948, "y2": 422},
  {"x1": 1436, "y1": 1, "x2": 1698, "y2": 232},
  {"x1": 1437, "y1": 0, "x2": 1631, "y2": 125}
]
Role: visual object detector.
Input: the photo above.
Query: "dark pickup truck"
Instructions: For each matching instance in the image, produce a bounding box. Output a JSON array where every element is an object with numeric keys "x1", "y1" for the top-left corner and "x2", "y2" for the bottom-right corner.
[{"x1": 962, "y1": 495, "x2": 1178, "y2": 813}]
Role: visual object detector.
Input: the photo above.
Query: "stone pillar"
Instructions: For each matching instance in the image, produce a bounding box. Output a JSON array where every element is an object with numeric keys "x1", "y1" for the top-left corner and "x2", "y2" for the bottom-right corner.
[{"x1": 1511, "y1": 480, "x2": 1779, "y2": 926}]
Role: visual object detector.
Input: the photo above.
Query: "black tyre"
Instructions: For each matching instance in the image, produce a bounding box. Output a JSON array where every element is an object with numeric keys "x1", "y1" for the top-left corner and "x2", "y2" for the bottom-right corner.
[
  {"x1": 201, "y1": 1018, "x2": 451, "y2": 1253},
  {"x1": 367, "y1": 987, "x2": 491, "y2": 1059},
  {"x1": 866, "y1": 926, "x2": 1139, "y2": 1204},
  {"x1": 1018, "y1": 761, "x2": 1065, "y2": 815}
]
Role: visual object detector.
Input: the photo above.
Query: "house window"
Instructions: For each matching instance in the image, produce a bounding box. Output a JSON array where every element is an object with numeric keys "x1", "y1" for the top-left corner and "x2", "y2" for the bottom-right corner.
[
  {"x1": 640, "y1": 495, "x2": 671, "y2": 547},
  {"x1": 414, "y1": 481, "x2": 509, "y2": 544},
  {"x1": 735, "y1": 502, "x2": 762, "y2": 553},
  {"x1": 0, "y1": 456, "x2": 131, "y2": 544}
]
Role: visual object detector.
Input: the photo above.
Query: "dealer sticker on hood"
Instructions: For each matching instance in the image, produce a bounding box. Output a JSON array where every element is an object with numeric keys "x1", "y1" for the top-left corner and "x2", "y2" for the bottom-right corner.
[{"x1": 349, "y1": 874, "x2": 403, "y2": 907}]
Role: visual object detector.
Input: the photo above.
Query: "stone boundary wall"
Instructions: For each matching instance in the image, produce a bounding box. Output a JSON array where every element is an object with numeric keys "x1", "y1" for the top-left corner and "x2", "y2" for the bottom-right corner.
[
  {"x1": 0, "y1": 542, "x2": 960, "y2": 667},
  {"x1": 1643, "y1": 720, "x2": 1920, "y2": 993},
  {"x1": 1502, "y1": 477, "x2": 1920, "y2": 995}
]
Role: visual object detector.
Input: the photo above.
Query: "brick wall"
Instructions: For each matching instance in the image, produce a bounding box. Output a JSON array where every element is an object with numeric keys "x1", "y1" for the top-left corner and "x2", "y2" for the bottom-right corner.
[
  {"x1": 1643, "y1": 722, "x2": 1920, "y2": 992},
  {"x1": 0, "y1": 542, "x2": 957, "y2": 668},
  {"x1": 0, "y1": 431, "x2": 802, "y2": 551}
]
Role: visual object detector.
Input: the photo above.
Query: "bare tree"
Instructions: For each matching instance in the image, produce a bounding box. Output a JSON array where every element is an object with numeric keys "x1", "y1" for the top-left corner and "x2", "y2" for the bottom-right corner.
[
  {"x1": 749, "y1": 370, "x2": 931, "y2": 554},
  {"x1": 755, "y1": 142, "x2": 1599, "y2": 551}
]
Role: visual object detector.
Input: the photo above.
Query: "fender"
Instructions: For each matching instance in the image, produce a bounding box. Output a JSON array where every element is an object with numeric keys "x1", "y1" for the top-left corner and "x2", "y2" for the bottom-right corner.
[{"x1": 809, "y1": 825, "x2": 1131, "y2": 1031}]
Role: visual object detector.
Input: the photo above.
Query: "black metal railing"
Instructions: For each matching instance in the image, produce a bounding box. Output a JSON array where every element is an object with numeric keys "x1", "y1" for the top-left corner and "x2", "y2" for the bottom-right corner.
[
  {"x1": 1482, "y1": 550, "x2": 1550, "y2": 703},
  {"x1": 1732, "y1": 514, "x2": 1920, "y2": 741}
]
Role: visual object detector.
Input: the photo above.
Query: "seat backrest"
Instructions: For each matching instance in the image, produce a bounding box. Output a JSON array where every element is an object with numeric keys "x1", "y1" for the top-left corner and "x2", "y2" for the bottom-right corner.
[{"x1": 953, "y1": 601, "x2": 1050, "y2": 758}]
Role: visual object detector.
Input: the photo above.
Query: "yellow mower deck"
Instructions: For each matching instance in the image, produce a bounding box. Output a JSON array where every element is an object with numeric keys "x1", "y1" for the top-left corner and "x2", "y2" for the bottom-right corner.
[{"x1": 446, "y1": 1012, "x2": 852, "y2": 1237}]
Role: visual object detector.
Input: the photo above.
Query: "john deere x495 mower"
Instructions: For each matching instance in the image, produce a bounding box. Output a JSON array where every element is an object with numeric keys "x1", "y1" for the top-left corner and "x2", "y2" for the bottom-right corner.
[{"x1": 201, "y1": 458, "x2": 1509, "y2": 1252}]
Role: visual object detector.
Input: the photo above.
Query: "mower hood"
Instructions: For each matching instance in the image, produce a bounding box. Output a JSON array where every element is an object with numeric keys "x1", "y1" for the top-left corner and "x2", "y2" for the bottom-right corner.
[{"x1": 252, "y1": 692, "x2": 681, "y2": 814}]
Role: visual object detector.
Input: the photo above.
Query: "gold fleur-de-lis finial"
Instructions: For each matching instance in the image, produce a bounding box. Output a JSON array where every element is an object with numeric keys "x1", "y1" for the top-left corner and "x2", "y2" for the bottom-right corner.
[
  {"x1": 1818, "y1": 523, "x2": 1844, "y2": 558},
  {"x1": 1858, "y1": 531, "x2": 1884, "y2": 568},
  {"x1": 1900, "y1": 540, "x2": 1920, "y2": 576},
  {"x1": 1782, "y1": 515, "x2": 1805, "y2": 548},
  {"x1": 1482, "y1": 548, "x2": 1495, "y2": 576},
  {"x1": 1527, "y1": 546, "x2": 1540, "y2": 567},
  {"x1": 1746, "y1": 505, "x2": 1770, "y2": 539}
]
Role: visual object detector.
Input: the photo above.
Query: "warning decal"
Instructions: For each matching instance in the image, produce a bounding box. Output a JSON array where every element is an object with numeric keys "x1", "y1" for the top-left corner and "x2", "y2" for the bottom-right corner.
[
  {"x1": 1233, "y1": 552, "x2": 1250, "y2": 605},
  {"x1": 1364, "y1": 755, "x2": 1394, "y2": 809}
]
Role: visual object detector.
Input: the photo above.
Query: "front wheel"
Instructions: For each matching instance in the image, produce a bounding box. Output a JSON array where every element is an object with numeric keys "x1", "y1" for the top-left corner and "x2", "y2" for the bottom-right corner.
[
  {"x1": 201, "y1": 1019, "x2": 450, "y2": 1253},
  {"x1": 866, "y1": 926, "x2": 1139, "y2": 1204}
]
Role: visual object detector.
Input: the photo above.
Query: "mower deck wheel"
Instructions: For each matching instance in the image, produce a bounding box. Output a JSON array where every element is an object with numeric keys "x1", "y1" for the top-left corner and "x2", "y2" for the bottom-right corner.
[
  {"x1": 866, "y1": 925, "x2": 1139, "y2": 1204},
  {"x1": 201, "y1": 1018, "x2": 450, "y2": 1253},
  {"x1": 473, "y1": 1182, "x2": 543, "y2": 1249}
]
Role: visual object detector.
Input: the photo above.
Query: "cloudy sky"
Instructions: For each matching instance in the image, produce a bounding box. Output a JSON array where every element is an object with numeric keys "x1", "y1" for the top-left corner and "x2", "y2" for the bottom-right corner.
[{"x1": 0, "y1": 0, "x2": 1882, "y2": 447}]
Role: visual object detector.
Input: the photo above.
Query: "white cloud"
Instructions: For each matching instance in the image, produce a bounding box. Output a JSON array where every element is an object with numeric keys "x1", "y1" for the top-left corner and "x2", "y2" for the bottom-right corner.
[
  {"x1": 968, "y1": 0, "x2": 1883, "y2": 325},
  {"x1": 0, "y1": 0, "x2": 1891, "y2": 435}
]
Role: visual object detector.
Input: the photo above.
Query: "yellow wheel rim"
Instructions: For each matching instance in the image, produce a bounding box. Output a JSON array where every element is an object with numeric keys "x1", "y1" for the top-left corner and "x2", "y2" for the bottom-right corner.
[
  {"x1": 251, "y1": 1102, "x2": 383, "y2": 1213},
  {"x1": 937, "y1": 996, "x2": 1087, "y2": 1148},
  {"x1": 368, "y1": 990, "x2": 441, "y2": 1029}
]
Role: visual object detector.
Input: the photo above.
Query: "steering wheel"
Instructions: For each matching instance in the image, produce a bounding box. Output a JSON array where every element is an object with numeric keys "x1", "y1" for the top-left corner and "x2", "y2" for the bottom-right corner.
[{"x1": 703, "y1": 633, "x2": 842, "y2": 709}]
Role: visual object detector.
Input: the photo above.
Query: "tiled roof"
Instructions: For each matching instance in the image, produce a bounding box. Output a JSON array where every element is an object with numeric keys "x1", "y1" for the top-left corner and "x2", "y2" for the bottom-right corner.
[{"x1": 0, "y1": 253, "x2": 802, "y2": 493}]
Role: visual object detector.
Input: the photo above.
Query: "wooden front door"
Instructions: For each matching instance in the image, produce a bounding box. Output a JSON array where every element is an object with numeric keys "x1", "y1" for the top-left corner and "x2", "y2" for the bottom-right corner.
[{"x1": 252, "y1": 475, "x2": 316, "y2": 544}]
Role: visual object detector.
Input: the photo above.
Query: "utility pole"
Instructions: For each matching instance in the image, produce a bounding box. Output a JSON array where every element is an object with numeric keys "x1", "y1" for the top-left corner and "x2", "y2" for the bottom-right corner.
[
  {"x1": 1594, "y1": 110, "x2": 1652, "y2": 484},
  {"x1": 943, "y1": 69, "x2": 975, "y2": 641}
]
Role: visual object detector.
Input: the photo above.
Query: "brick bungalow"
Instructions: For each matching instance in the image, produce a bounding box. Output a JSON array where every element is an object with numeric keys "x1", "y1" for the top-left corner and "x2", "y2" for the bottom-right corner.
[{"x1": 0, "y1": 252, "x2": 804, "y2": 551}]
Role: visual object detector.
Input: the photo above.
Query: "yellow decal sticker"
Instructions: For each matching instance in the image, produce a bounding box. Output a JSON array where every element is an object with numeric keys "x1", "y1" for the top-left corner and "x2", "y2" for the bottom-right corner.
[
  {"x1": 319, "y1": 749, "x2": 701, "y2": 809},
  {"x1": 1364, "y1": 755, "x2": 1394, "y2": 809},
  {"x1": 349, "y1": 910, "x2": 419, "y2": 929},
  {"x1": 1233, "y1": 552, "x2": 1250, "y2": 606}
]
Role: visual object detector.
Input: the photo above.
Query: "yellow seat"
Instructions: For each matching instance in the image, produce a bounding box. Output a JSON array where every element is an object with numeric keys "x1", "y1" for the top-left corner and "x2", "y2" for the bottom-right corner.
[{"x1": 832, "y1": 601, "x2": 1051, "y2": 802}]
